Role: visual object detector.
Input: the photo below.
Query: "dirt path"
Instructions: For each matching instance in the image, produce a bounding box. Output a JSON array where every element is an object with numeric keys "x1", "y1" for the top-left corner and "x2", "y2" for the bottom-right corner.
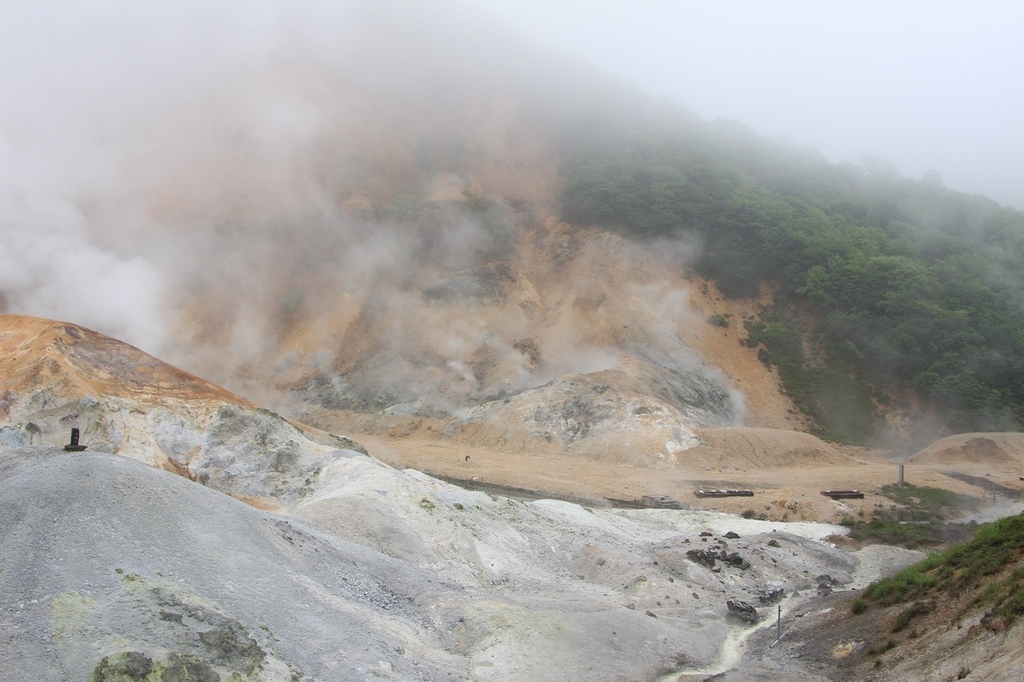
[{"x1": 350, "y1": 430, "x2": 1024, "y2": 524}]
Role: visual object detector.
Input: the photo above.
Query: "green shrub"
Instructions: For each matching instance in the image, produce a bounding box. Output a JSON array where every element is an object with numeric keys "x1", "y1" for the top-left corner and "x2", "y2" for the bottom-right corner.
[
  {"x1": 708, "y1": 313, "x2": 730, "y2": 328},
  {"x1": 867, "y1": 639, "x2": 896, "y2": 656},
  {"x1": 893, "y1": 602, "x2": 927, "y2": 631}
]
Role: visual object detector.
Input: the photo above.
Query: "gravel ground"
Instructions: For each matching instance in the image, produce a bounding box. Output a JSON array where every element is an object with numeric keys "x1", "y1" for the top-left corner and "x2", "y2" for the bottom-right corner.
[{"x1": 0, "y1": 438, "x2": 907, "y2": 681}]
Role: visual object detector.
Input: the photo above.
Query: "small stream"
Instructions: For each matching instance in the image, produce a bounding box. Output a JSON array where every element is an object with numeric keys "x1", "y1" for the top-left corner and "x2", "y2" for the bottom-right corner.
[
  {"x1": 657, "y1": 593, "x2": 803, "y2": 681},
  {"x1": 657, "y1": 490, "x2": 1024, "y2": 681}
]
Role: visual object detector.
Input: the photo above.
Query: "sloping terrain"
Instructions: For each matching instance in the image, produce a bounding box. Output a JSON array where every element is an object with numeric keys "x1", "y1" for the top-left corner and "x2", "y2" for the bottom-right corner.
[
  {"x1": 0, "y1": 448, "x2": 460, "y2": 681},
  {"x1": 0, "y1": 314, "x2": 939, "y2": 680},
  {"x1": 0, "y1": 314, "x2": 246, "y2": 411},
  {"x1": 702, "y1": 583, "x2": 1024, "y2": 681},
  {"x1": 907, "y1": 432, "x2": 1024, "y2": 468},
  {"x1": 3, "y1": 443, "x2": 918, "y2": 681},
  {"x1": 720, "y1": 516, "x2": 1024, "y2": 681},
  {"x1": 274, "y1": 222, "x2": 767, "y2": 467},
  {"x1": 0, "y1": 314, "x2": 359, "y2": 505}
]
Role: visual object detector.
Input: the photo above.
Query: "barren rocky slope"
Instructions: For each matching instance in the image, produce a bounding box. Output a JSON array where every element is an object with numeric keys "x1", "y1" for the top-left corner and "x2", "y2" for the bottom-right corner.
[
  {"x1": 5, "y1": 443, "x2": 904, "y2": 681},
  {"x1": 0, "y1": 0, "x2": 816, "y2": 470},
  {"x1": 1, "y1": 314, "x2": 959, "y2": 681}
]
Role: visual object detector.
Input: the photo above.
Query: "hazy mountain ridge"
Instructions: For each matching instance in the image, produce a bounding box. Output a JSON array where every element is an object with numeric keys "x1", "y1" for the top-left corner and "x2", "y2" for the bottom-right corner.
[
  {"x1": 1, "y1": 2, "x2": 787, "y2": 450},
  {"x1": 4, "y1": 0, "x2": 1024, "y2": 453},
  {"x1": 557, "y1": 113, "x2": 1024, "y2": 441}
]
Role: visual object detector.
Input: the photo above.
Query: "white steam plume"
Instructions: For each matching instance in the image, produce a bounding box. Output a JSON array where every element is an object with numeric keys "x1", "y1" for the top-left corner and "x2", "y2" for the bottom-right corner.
[{"x1": 0, "y1": 1, "x2": 744, "y2": 426}]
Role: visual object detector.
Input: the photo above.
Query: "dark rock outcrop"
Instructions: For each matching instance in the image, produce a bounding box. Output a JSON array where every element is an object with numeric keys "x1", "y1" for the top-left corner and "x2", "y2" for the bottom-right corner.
[{"x1": 726, "y1": 599, "x2": 760, "y2": 625}]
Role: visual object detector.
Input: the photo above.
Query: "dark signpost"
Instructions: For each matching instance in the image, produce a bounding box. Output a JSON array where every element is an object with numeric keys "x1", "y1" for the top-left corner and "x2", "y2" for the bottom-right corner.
[{"x1": 63, "y1": 428, "x2": 87, "y2": 452}]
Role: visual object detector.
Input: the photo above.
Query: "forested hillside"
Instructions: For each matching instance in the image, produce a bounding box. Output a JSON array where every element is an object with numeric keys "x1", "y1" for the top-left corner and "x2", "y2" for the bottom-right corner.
[{"x1": 559, "y1": 108, "x2": 1024, "y2": 443}]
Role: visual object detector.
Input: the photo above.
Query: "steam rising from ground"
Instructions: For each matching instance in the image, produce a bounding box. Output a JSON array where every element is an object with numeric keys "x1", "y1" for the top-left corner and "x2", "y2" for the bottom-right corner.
[
  {"x1": 0, "y1": 1, "x2": 742, "y2": 422},
  {"x1": 2, "y1": 1, "x2": 491, "y2": 349}
]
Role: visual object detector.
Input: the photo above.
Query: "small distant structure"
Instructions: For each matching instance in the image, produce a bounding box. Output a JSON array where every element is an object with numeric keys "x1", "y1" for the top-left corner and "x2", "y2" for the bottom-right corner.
[
  {"x1": 694, "y1": 489, "x2": 754, "y2": 498},
  {"x1": 641, "y1": 494, "x2": 682, "y2": 509},
  {"x1": 63, "y1": 428, "x2": 87, "y2": 452},
  {"x1": 820, "y1": 490, "x2": 864, "y2": 500},
  {"x1": 604, "y1": 493, "x2": 683, "y2": 509}
]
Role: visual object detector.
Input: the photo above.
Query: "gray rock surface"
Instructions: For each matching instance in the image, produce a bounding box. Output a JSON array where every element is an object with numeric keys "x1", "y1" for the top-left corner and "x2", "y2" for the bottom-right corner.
[
  {"x1": 0, "y1": 448, "x2": 463, "y2": 680},
  {"x1": 0, "y1": 432, "x2": 918, "y2": 680}
]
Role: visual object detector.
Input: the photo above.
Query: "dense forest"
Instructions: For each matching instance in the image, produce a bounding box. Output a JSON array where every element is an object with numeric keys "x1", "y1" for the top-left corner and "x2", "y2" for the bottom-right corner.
[{"x1": 558, "y1": 108, "x2": 1024, "y2": 444}]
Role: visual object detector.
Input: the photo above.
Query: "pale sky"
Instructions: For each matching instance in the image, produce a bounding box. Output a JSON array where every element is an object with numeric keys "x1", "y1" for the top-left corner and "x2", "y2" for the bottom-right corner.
[
  {"x1": 474, "y1": 0, "x2": 1024, "y2": 209},
  {"x1": 2, "y1": 0, "x2": 1021, "y2": 210}
]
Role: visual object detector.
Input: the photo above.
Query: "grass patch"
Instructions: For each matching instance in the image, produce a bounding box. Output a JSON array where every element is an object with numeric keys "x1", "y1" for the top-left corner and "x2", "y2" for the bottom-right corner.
[
  {"x1": 840, "y1": 483, "x2": 982, "y2": 549},
  {"x1": 878, "y1": 484, "x2": 979, "y2": 521},
  {"x1": 841, "y1": 514, "x2": 976, "y2": 549},
  {"x1": 850, "y1": 598, "x2": 869, "y2": 615},
  {"x1": 844, "y1": 519, "x2": 936, "y2": 548},
  {"x1": 865, "y1": 562, "x2": 942, "y2": 605},
  {"x1": 864, "y1": 515, "x2": 1024, "y2": 628},
  {"x1": 987, "y1": 566, "x2": 1024, "y2": 626},
  {"x1": 892, "y1": 602, "x2": 928, "y2": 632}
]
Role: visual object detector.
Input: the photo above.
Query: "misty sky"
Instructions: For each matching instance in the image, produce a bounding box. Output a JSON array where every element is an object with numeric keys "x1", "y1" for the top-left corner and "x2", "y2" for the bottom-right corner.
[{"x1": 475, "y1": 0, "x2": 1024, "y2": 210}]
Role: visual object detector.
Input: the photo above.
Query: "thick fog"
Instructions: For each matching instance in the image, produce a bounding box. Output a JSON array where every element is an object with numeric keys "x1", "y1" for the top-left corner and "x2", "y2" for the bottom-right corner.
[
  {"x1": 477, "y1": 0, "x2": 1024, "y2": 210},
  {"x1": 1, "y1": 0, "x2": 1020, "y2": 408},
  {"x1": 0, "y1": 1, "x2": 521, "y2": 352},
  {"x1": 1, "y1": 0, "x2": 721, "y2": 411}
]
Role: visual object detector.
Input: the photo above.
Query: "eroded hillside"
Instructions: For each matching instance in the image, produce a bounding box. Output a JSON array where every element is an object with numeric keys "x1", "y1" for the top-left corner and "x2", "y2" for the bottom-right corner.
[
  {"x1": 3, "y1": 314, "x2": 1024, "y2": 681},
  {"x1": 0, "y1": 321, "x2": 920, "y2": 680},
  {"x1": 0, "y1": 1, "x2": 816, "y2": 471}
]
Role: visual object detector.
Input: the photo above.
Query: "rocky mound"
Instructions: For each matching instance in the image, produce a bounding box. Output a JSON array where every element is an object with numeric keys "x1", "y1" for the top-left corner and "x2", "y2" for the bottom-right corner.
[
  {"x1": 688, "y1": 427, "x2": 853, "y2": 470},
  {"x1": 301, "y1": 349, "x2": 749, "y2": 469},
  {"x1": 0, "y1": 314, "x2": 246, "y2": 410},
  {"x1": 443, "y1": 361, "x2": 737, "y2": 461},
  {"x1": 0, "y1": 315, "x2": 363, "y2": 505},
  {"x1": 907, "y1": 432, "x2": 1024, "y2": 466}
]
